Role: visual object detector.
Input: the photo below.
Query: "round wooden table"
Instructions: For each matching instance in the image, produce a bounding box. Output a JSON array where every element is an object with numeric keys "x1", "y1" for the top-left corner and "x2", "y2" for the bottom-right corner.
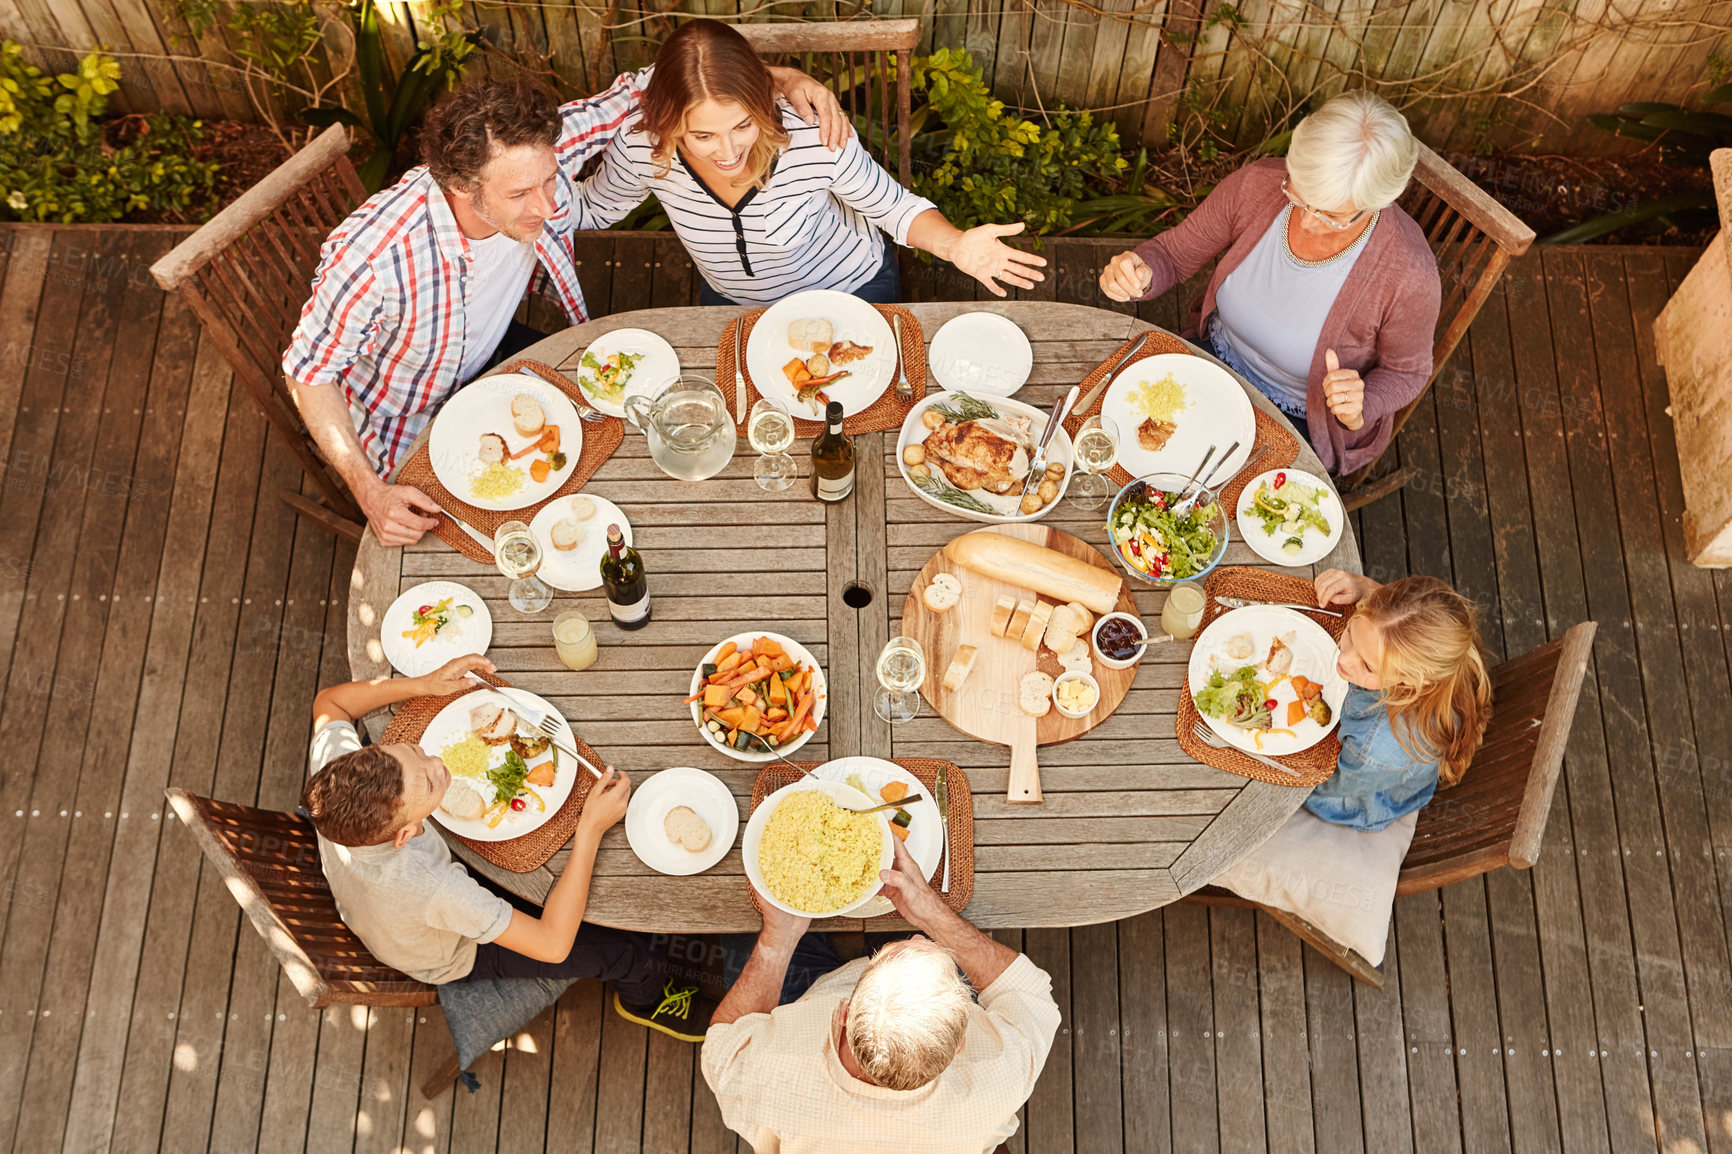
[{"x1": 348, "y1": 301, "x2": 1361, "y2": 931}]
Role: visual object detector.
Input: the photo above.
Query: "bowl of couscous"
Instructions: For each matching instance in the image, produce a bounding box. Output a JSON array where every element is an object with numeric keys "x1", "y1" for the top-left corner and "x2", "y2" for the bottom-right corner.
[{"x1": 742, "y1": 778, "x2": 894, "y2": 917}]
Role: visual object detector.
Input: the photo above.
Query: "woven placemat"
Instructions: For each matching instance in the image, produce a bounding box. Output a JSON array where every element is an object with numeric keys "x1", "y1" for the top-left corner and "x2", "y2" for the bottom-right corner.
[
  {"x1": 395, "y1": 358, "x2": 626, "y2": 564},
  {"x1": 1175, "y1": 567, "x2": 1354, "y2": 787},
  {"x1": 1062, "y1": 334, "x2": 1299, "y2": 506},
  {"x1": 746, "y1": 759, "x2": 973, "y2": 916},
  {"x1": 379, "y1": 672, "x2": 600, "y2": 872},
  {"x1": 715, "y1": 304, "x2": 927, "y2": 436}
]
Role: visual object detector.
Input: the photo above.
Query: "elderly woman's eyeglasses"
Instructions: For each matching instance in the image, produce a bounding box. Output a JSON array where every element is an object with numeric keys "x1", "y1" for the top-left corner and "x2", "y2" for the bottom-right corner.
[{"x1": 1281, "y1": 179, "x2": 1367, "y2": 231}]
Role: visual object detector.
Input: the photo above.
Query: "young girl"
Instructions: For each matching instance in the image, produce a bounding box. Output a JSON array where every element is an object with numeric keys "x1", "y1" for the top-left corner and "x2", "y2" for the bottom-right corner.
[
  {"x1": 572, "y1": 19, "x2": 1046, "y2": 305},
  {"x1": 1307, "y1": 570, "x2": 1494, "y2": 830}
]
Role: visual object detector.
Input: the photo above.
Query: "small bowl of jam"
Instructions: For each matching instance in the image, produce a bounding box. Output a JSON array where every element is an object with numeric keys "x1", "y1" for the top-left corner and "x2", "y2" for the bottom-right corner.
[{"x1": 1093, "y1": 612, "x2": 1149, "y2": 670}]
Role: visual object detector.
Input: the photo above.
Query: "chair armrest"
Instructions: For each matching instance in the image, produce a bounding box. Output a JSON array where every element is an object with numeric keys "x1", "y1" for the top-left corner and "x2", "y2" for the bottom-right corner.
[
  {"x1": 732, "y1": 17, "x2": 920, "y2": 54},
  {"x1": 150, "y1": 124, "x2": 353, "y2": 293},
  {"x1": 1411, "y1": 142, "x2": 1536, "y2": 257},
  {"x1": 1508, "y1": 621, "x2": 1597, "y2": 867}
]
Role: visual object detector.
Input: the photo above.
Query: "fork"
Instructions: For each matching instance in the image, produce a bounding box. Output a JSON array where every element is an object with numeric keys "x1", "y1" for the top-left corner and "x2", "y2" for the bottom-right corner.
[
  {"x1": 892, "y1": 313, "x2": 914, "y2": 400},
  {"x1": 1190, "y1": 721, "x2": 1303, "y2": 779},
  {"x1": 468, "y1": 678, "x2": 604, "y2": 778},
  {"x1": 515, "y1": 369, "x2": 608, "y2": 423}
]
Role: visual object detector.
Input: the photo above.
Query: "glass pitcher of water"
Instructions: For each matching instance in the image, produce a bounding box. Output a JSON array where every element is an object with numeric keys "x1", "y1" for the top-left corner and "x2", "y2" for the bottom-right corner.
[{"x1": 624, "y1": 374, "x2": 737, "y2": 482}]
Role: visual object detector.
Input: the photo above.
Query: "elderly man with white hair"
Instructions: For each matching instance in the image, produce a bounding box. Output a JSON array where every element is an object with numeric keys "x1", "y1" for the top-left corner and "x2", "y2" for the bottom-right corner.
[
  {"x1": 1099, "y1": 90, "x2": 1441, "y2": 477},
  {"x1": 702, "y1": 838, "x2": 1061, "y2": 1153}
]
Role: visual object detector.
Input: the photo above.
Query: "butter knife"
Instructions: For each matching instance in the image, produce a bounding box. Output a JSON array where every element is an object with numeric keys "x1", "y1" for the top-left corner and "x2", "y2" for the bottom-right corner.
[
  {"x1": 892, "y1": 312, "x2": 913, "y2": 399},
  {"x1": 1076, "y1": 330, "x2": 1150, "y2": 415},
  {"x1": 447, "y1": 514, "x2": 497, "y2": 560},
  {"x1": 732, "y1": 312, "x2": 748, "y2": 425},
  {"x1": 934, "y1": 766, "x2": 951, "y2": 893},
  {"x1": 1214, "y1": 595, "x2": 1344, "y2": 618},
  {"x1": 1020, "y1": 385, "x2": 1080, "y2": 503}
]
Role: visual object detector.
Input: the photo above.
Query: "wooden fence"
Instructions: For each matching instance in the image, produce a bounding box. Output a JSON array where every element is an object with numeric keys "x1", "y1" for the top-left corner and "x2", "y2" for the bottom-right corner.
[{"x1": 8, "y1": 0, "x2": 1730, "y2": 155}]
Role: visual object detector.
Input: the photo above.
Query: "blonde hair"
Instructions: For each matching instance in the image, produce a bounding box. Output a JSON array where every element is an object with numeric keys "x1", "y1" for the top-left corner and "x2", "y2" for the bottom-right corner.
[
  {"x1": 845, "y1": 939, "x2": 972, "y2": 1090},
  {"x1": 1286, "y1": 90, "x2": 1418, "y2": 213},
  {"x1": 637, "y1": 19, "x2": 790, "y2": 189},
  {"x1": 1355, "y1": 576, "x2": 1493, "y2": 786}
]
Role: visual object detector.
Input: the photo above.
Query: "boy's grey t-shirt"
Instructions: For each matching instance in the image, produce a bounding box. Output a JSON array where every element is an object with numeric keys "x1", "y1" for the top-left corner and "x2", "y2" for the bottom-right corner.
[{"x1": 308, "y1": 721, "x2": 512, "y2": 984}]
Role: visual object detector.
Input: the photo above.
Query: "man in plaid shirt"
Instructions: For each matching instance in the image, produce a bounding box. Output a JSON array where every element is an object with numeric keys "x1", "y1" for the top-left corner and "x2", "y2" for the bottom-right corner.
[{"x1": 283, "y1": 67, "x2": 843, "y2": 545}]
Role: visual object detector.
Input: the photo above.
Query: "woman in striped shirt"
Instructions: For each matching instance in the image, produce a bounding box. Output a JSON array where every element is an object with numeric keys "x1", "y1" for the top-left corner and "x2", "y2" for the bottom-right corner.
[{"x1": 573, "y1": 19, "x2": 1046, "y2": 306}]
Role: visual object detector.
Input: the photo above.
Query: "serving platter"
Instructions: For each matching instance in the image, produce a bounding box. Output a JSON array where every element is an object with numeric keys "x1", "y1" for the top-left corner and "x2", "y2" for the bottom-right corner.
[
  {"x1": 894, "y1": 391, "x2": 1074, "y2": 524},
  {"x1": 902, "y1": 525, "x2": 1139, "y2": 803},
  {"x1": 815, "y1": 757, "x2": 942, "y2": 917},
  {"x1": 741, "y1": 777, "x2": 894, "y2": 917},
  {"x1": 688, "y1": 631, "x2": 828, "y2": 763}
]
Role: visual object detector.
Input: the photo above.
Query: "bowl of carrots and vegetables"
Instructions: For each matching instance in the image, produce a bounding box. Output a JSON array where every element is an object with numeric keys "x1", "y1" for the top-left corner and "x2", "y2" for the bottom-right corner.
[{"x1": 686, "y1": 633, "x2": 828, "y2": 762}]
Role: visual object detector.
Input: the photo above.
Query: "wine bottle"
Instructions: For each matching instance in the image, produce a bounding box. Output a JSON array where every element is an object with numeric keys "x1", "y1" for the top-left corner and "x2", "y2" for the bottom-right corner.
[
  {"x1": 809, "y1": 400, "x2": 855, "y2": 503},
  {"x1": 600, "y1": 523, "x2": 651, "y2": 630}
]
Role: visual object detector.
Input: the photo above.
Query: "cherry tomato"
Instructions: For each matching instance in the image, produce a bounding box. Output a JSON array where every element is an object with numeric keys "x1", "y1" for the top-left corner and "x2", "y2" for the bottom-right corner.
[
  {"x1": 510, "y1": 797, "x2": 526, "y2": 812},
  {"x1": 418, "y1": 605, "x2": 433, "y2": 615},
  {"x1": 1265, "y1": 699, "x2": 1278, "y2": 711},
  {"x1": 1274, "y1": 472, "x2": 1287, "y2": 489}
]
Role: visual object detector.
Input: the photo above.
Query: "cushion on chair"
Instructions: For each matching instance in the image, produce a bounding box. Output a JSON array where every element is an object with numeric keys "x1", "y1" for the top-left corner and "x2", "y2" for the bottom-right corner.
[
  {"x1": 437, "y1": 975, "x2": 576, "y2": 1089},
  {"x1": 1212, "y1": 808, "x2": 1418, "y2": 966}
]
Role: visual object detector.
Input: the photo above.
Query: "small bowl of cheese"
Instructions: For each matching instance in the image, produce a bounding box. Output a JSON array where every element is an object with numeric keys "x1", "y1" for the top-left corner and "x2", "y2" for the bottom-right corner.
[{"x1": 1052, "y1": 671, "x2": 1102, "y2": 718}]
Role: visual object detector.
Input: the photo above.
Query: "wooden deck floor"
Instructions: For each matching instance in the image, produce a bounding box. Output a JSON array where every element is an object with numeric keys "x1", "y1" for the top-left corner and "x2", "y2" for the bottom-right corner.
[{"x1": 0, "y1": 225, "x2": 1728, "y2": 1154}]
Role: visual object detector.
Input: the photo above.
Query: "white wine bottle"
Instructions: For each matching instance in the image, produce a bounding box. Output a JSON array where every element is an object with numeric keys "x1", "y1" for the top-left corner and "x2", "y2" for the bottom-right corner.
[
  {"x1": 600, "y1": 523, "x2": 651, "y2": 630},
  {"x1": 809, "y1": 400, "x2": 854, "y2": 503}
]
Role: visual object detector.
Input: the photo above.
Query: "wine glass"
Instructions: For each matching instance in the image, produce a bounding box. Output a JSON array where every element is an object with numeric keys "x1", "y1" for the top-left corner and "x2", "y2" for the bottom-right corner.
[
  {"x1": 748, "y1": 397, "x2": 797, "y2": 491},
  {"x1": 873, "y1": 635, "x2": 926, "y2": 723},
  {"x1": 493, "y1": 520, "x2": 552, "y2": 613},
  {"x1": 1069, "y1": 414, "x2": 1120, "y2": 510}
]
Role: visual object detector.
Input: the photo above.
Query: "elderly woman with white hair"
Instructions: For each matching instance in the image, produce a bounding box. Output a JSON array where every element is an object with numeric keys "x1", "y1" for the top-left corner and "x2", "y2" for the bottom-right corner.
[
  {"x1": 1099, "y1": 91, "x2": 1441, "y2": 476},
  {"x1": 702, "y1": 838, "x2": 1060, "y2": 1153}
]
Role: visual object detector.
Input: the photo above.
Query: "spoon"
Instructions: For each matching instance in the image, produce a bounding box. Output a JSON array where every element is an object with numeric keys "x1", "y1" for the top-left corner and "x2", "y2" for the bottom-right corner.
[
  {"x1": 1110, "y1": 632, "x2": 1176, "y2": 660},
  {"x1": 736, "y1": 732, "x2": 908, "y2": 815}
]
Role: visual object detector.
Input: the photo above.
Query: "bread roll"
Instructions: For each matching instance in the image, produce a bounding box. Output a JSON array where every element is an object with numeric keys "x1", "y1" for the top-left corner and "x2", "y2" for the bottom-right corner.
[
  {"x1": 922, "y1": 572, "x2": 962, "y2": 613},
  {"x1": 1018, "y1": 671, "x2": 1054, "y2": 717},
  {"x1": 788, "y1": 317, "x2": 834, "y2": 354},
  {"x1": 439, "y1": 778, "x2": 486, "y2": 822},
  {"x1": 664, "y1": 806, "x2": 712, "y2": 852},
  {"x1": 944, "y1": 531, "x2": 1123, "y2": 615},
  {"x1": 550, "y1": 518, "x2": 585, "y2": 551},
  {"x1": 942, "y1": 645, "x2": 978, "y2": 691},
  {"x1": 569, "y1": 495, "x2": 596, "y2": 520},
  {"x1": 1021, "y1": 601, "x2": 1053, "y2": 652},
  {"x1": 1044, "y1": 623, "x2": 1078, "y2": 656},
  {"x1": 511, "y1": 393, "x2": 546, "y2": 437},
  {"x1": 1058, "y1": 638, "x2": 1094, "y2": 674},
  {"x1": 1066, "y1": 601, "x2": 1095, "y2": 633},
  {"x1": 989, "y1": 595, "x2": 1017, "y2": 638}
]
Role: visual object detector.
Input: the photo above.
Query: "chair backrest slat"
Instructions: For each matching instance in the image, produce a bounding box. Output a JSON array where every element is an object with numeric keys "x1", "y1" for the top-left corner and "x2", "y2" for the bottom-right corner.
[
  {"x1": 164, "y1": 788, "x2": 437, "y2": 1009},
  {"x1": 150, "y1": 123, "x2": 364, "y2": 521}
]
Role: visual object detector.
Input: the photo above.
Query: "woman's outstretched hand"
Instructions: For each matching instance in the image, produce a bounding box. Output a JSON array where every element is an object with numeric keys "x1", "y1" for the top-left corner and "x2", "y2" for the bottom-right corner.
[{"x1": 948, "y1": 222, "x2": 1048, "y2": 297}]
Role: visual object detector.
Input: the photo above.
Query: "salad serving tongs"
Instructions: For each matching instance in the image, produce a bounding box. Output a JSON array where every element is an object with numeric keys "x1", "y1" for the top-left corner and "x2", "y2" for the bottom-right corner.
[
  {"x1": 1169, "y1": 443, "x2": 1218, "y2": 515},
  {"x1": 1021, "y1": 385, "x2": 1080, "y2": 504}
]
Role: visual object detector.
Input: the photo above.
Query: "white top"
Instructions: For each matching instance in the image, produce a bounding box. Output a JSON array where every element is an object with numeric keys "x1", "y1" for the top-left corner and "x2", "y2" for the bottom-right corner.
[
  {"x1": 457, "y1": 229, "x2": 538, "y2": 381},
  {"x1": 574, "y1": 106, "x2": 937, "y2": 305},
  {"x1": 307, "y1": 722, "x2": 512, "y2": 984},
  {"x1": 1212, "y1": 207, "x2": 1376, "y2": 410},
  {"x1": 701, "y1": 953, "x2": 1061, "y2": 1153}
]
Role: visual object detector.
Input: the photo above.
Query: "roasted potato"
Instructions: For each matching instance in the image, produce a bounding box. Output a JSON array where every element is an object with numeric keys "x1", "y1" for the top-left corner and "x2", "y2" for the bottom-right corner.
[
  {"x1": 922, "y1": 408, "x2": 946, "y2": 430},
  {"x1": 1038, "y1": 479, "x2": 1059, "y2": 503},
  {"x1": 1020, "y1": 492, "x2": 1043, "y2": 515},
  {"x1": 806, "y1": 352, "x2": 831, "y2": 377},
  {"x1": 902, "y1": 444, "x2": 926, "y2": 466},
  {"x1": 1045, "y1": 461, "x2": 1065, "y2": 481},
  {"x1": 909, "y1": 463, "x2": 930, "y2": 479}
]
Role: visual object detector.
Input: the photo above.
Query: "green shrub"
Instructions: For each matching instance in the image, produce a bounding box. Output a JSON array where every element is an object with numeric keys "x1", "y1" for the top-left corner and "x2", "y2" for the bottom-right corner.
[
  {"x1": 0, "y1": 42, "x2": 222, "y2": 223},
  {"x1": 909, "y1": 48, "x2": 1127, "y2": 237}
]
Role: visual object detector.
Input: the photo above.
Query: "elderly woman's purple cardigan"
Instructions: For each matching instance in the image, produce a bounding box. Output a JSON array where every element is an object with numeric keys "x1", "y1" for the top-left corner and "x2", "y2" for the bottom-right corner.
[{"x1": 1132, "y1": 157, "x2": 1441, "y2": 476}]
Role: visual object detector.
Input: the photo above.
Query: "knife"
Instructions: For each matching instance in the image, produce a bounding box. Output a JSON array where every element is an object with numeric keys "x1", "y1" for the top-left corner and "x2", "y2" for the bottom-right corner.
[
  {"x1": 1076, "y1": 330, "x2": 1150, "y2": 416},
  {"x1": 934, "y1": 766, "x2": 951, "y2": 893},
  {"x1": 1213, "y1": 595, "x2": 1345, "y2": 618},
  {"x1": 1020, "y1": 385, "x2": 1080, "y2": 503},
  {"x1": 447, "y1": 514, "x2": 496, "y2": 560},
  {"x1": 733, "y1": 312, "x2": 748, "y2": 425}
]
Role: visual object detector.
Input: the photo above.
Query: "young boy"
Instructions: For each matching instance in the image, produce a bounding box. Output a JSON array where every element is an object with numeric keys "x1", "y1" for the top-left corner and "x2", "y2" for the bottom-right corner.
[{"x1": 300, "y1": 653, "x2": 710, "y2": 1039}]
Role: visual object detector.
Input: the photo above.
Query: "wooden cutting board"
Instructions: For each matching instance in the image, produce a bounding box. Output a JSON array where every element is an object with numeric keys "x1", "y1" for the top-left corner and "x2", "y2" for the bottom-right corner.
[{"x1": 903, "y1": 525, "x2": 1140, "y2": 804}]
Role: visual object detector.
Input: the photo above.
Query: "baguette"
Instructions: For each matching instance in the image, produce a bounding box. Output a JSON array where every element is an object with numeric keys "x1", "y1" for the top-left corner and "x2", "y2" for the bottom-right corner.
[
  {"x1": 944, "y1": 531, "x2": 1122, "y2": 615},
  {"x1": 942, "y1": 645, "x2": 979, "y2": 691},
  {"x1": 1006, "y1": 599, "x2": 1036, "y2": 642},
  {"x1": 1020, "y1": 601, "x2": 1053, "y2": 652},
  {"x1": 989, "y1": 595, "x2": 1018, "y2": 638}
]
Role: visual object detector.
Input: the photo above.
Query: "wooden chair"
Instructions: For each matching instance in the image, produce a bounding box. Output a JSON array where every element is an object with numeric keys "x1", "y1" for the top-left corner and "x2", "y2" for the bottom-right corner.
[
  {"x1": 149, "y1": 124, "x2": 367, "y2": 543},
  {"x1": 1339, "y1": 142, "x2": 1537, "y2": 510},
  {"x1": 164, "y1": 787, "x2": 436, "y2": 1008},
  {"x1": 1188, "y1": 620, "x2": 1597, "y2": 987},
  {"x1": 732, "y1": 18, "x2": 919, "y2": 186}
]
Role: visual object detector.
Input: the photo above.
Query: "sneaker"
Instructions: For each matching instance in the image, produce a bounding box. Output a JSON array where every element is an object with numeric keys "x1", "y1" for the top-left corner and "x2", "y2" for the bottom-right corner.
[{"x1": 613, "y1": 979, "x2": 717, "y2": 1043}]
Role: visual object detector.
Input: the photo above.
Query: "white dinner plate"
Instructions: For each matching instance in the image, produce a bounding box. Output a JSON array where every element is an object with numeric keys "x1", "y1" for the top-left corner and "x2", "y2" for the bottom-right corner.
[
  {"x1": 1233, "y1": 468, "x2": 1346, "y2": 568},
  {"x1": 927, "y1": 312, "x2": 1033, "y2": 397},
  {"x1": 1187, "y1": 605, "x2": 1349, "y2": 758},
  {"x1": 428, "y1": 372, "x2": 583, "y2": 510},
  {"x1": 624, "y1": 766, "x2": 739, "y2": 876},
  {"x1": 1102, "y1": 353, "x2": 1254, "y2": 484},
  {"x1": 379, "y1": 581, "x2": 491, "y2": 678},
  {"x1": 742, "y1": 777, "x2": 893, "y2": 917},
  {"x1": 893, "y1": 391, "x2": 1073, "y2": 523},
  {"x1": 570, "y1": 328, "x2": 681, "y2": 418},
  {"x1": 421, "y1": 686, "x2": 577, "y2": 842},
  {"x1": 529, "y1": 495, "x2": 632, "y2": 592},
  {"x1": 688, "y1": 631, "x2": 828, "y2": 763},
  {"x1": 745, "y1": 289, "x2": 895, "y2": 419},
  {"x1": 816, "y1": 757, "x2": 941, "y2": 917}
]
